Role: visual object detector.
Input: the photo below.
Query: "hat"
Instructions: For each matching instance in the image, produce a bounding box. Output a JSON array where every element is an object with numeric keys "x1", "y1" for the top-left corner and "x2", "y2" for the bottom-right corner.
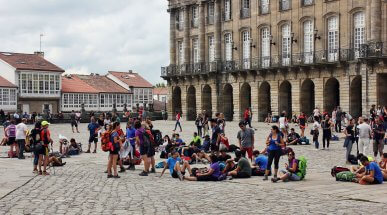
[{"x1": 41, "y1": 121, "x2": 50, "y2": 126}]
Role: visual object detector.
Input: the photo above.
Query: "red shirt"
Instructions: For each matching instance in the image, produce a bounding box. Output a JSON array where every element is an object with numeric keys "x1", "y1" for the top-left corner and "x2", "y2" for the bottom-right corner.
[
  {"x1": 41, "y1": 128, "x2": 51, "y2": 146},
  {"x1": 244, "y1": 110, "x2": 249, "y2": 119}
]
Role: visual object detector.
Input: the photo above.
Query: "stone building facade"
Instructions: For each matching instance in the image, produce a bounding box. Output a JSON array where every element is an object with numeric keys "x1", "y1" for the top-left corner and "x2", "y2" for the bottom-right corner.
[{"x1": 161, "y1": 0, "x2": 387, "y2": 121}]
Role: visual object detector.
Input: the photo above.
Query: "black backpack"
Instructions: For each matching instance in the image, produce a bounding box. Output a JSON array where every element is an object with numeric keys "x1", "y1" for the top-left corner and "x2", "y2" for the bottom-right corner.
[{"x1": 151, "y1": 130, "x2": 163, "y2": 146}]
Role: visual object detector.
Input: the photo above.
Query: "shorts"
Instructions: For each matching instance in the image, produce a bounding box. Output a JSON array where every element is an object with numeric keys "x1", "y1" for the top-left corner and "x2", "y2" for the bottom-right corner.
[
  {"x1": 110, "y1": 143, "x2": 120, "y2": 155},
  {"x1": 372, "y1": 178, "x2": 383, "y2": 184},
  {"x1": 71, "y1": 121, "x2": 78, "y2": 127},
  {"x1": 233, "y1": 171, "x2": 251, "y2": 178},
  {"x1": 140, "y1": 144, "x2": 155, "y2": 157},
  {"x1": 197, "y1": 175, "x2": 218, "y2": 181},
  {"x1": 88, "y1": 135, "x2": 98, "y2": 144},
  {"x1": 241, "y1": 147, "x2": 253, "y2": 159},
  {"x1": 300, "y1": 125, "x2": 305, "y2": 129},
  {"x1": 7, "y1": 137, "x2": 16, "y2": 146},
  {"x1": 39, "y1": 145, "x2": 49, "y2": 156},
  {"x1": 172, "y1": 170, "x2": 185, "y2": 178},
  {"x1": 280, "y1": 170, "x2": 301, "y2": 181}
]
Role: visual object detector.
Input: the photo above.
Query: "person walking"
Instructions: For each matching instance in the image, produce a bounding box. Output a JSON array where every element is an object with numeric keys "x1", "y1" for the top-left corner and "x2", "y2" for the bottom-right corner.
[
  {"x1": 321, "y1": 115, "x2": 333, "y2": 150},
  {"x1": 5, "y1": 120, "x2": 17, "y2": 158},
  {"x1": 173, "y1": 111, "x2": 182, "y2": 132},
  {"x1": 372, "y1": 118, "x2": 385, "y2": 159},
  {"x1": 70, "y1": 110, "x2": 79, "y2": 133},
  {"x1": 278, "y1": 113, "x2": 288, "y2": 139},
  {"x1": 237, "y1": 121, "x2": 255, "y2": 161},
  {"x1": 16, "y1": 118, "x2": 28, "y2": 159},
  {"x1": 243, "y1": 108, "x2": 253, "y2": 128},
  {"x1": 344, "y1": 119, "x2": 355, "y2": 163},
  {"x1": 335, "y1": 106, "x2": 342, "y2": 133},
  {"x1": 263, "y1": 125, "x2": 285, "y2": 181},
  {"x1": 358, "y1": 117, "x2": 372, "y2": 156}
]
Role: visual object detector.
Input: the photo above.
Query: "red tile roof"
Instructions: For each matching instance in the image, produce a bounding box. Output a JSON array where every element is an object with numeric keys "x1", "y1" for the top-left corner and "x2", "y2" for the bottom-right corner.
[
  {"x1": 153, "y1": 87, "x2": 168, "y2": 95},
  {"x1": 108, "y1": 71, "x2": 153, "y2": 88},
  {"x1": 0, "y1": 75, "x2": 17, "y2": 88},
  {"x1": 61, "y1": 75, "x2": 98, "y2": 93},
  {"x1": 0, "y1": 52, "x2": 64, "y2": 72},
  {"x1": 76, "y1": 75, "x2": 129, "y2": 94}
]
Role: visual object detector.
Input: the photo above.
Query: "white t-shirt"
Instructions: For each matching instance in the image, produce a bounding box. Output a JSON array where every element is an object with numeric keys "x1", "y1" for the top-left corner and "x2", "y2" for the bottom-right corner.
[
  {"x1": 279, "y1": 117, "x2": 286, "y2": 129},
  {"x1": 313, "y1": 121, "x2": 321, "y2": 130},
  {"x1": 16, "y1": 123, "x2": 28, "y2": 140},
  {"x1": 313, "y1": 109, "x2": 320, "y2": 116},
  {"x1": 358, "y1": 123, "x2": 371, "y2": 139}
]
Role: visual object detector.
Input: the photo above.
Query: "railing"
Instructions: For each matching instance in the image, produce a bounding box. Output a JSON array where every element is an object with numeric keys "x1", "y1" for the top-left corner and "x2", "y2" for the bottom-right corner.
[
  {"x1": 279, "y1": 0, "x2": 291, "y2": 11},
  {"x1": 241, "y1": 58, "x2": 251, "y2": 70},
  {"x1": 222, "y1": 61, "x2": 235, "y2": 72},
  {"x1": 360, "y1": 42, "x2": 387, "y2": 58},
  {"x1": 240, "y1": 8, "x2": 250, "y2": 19},
  {"x1": 206, "y1": 16, "x2": 214, "y2": 25}
]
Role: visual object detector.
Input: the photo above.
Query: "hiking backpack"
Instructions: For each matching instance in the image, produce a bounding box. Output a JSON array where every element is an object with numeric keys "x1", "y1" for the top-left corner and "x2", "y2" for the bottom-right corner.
[
  {"x1": 101, "y1": 131, "x2": 111, "y2": 152},
  {"x1": 335, "y1": 171, "x2": 355, "y2": 182},
  {"x1": 331, "y1": 166, "x2": 350, "y2": 177},
  {"x1": 296, "y1": 156, "x2": 307, "y2": 179},
  {"x1": 152, "y1": 130, "x2": 163, "y2": 146}
]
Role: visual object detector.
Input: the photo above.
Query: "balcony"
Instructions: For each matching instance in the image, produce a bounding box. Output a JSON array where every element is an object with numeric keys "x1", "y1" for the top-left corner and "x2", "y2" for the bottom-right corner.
[
  {"x1": 240, "y1": 8, "x2": 250, "y2": 19},
  {"x1": 359, "y1": 42, "x2": 387, "y2": 59},
  {"x1": 206, "y1": 16, "x2": 214, "y2": 25}
]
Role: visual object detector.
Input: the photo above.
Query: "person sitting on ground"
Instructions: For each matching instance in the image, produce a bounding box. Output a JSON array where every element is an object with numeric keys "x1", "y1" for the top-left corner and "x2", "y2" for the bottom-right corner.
[
  {"x1": 354, "y1": 156, "x2": 384, "y2": 185},
  {"x1": 218, "y1": 133, "x2": 230, "y2": 152},
  {"x1": 49, "y1": 153, "x2": 66, "y2": 167},
  {"x1": 272, "y1": 151, "x2": 302, "y2": 182},
  {"x1": 160, "y1": 150, "x2": 192, "y2": 181},
  {"x1": 68, "y1": 138, "x2": 81, "y2": 155},
  {"x1": 181, "y1": 143, "x2": 201, "y2": 163},
  {"x1": 287, "y1": 128, "x2": 300, "y2": 145},
  {"x1": 172, "y1": 133, "x2": 184, "y2": 147},
  {"x1": 201, "y1": 135, "x2": 211, "y2": 152},
  {"x1": 217, "y1": 148, "x2": 231, "y2": 163},
  {"x1": 351, "y1": 153, "x2": 373, "y2": 174},
  {"x1": 191, "y1": 132, "x2": 202, "y2": 148},
  {"x1": 379, "y1": 153, "x2": 387, "y2": 181},
  {"x1": 227, "y1": 150, "x2": 252, "y2": 178},
  {"x1": 59, "y1": 138, "x2": 70, "y2": 158},
  {"x1": 251, "y1": 150, "x2": 268, "y2": 176},
  {"x1": 184, "y1": 154, "x2": 222, "y2": 181}
]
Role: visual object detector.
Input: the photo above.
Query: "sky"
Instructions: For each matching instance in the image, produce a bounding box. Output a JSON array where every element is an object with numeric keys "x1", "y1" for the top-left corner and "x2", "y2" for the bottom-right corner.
[{"x1": 0, "y1": 0, "x2": 169, "y2": 85}]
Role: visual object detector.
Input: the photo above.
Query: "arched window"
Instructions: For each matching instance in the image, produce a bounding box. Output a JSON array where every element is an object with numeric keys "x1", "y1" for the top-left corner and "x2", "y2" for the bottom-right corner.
[
  {"x1": 224, "y1": 33, "x2": 232, "y2": 61},
  {"x1": 261, "y1": 27, "x2": 270, "y2": 67},
  {"x1": 303, "y1": 20, "x2": 314, "y2": 64},
  {"x1": 281, "y1": 24, "x2": 291, "y2": 66},
  {"x1": 353, "y1": 11, "x2": 365, "y2": 58},
  {"x1": 242, "y1": 31, "x2": 251, "y2": 69},
  {"x1": 208, "y1": 36, "x2": 215, "y2": 62},
  {"x1": 327, "y1": 16, "x2": 339, "y2": 62},
  {"x1": 192, "y1": 38, "x2": 199, "y2": 63}
]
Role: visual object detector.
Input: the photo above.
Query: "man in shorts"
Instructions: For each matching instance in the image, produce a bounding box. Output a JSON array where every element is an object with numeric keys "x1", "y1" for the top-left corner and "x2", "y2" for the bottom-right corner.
[
  {"x1": 237, "y1": 121, "x2": 255, "y2": 161},
  {"x1": 40, "y1": 121, "x2": 53, "y2": 175},
  {"x1": 86, "y1": 117, "x2": 100, "y2": 153},
  {"x1": 227, "y1": 150, "x2": 252, "y2": 178},
  {"x1": 160, "y1": 150, "x2": 192, "y2": 181},
  {"x1": 70, "y1": 110, "x2": 79, "y2": 133}
]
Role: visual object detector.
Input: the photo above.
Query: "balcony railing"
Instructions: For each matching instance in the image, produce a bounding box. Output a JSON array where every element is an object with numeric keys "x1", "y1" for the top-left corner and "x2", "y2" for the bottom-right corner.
[
  {"x1": 161, "y1": 42, "x2": 387, "y2": 77},
  {"x1": 240, "y1": 8, "x2": 250, "y2": 19},
  {"x1": 206, "y1": 16, "x2": 214, "y2": 25}
]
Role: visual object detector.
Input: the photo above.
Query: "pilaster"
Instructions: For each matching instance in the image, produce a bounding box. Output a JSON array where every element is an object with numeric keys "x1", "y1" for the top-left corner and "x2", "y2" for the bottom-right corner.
[
  {"x1": 232, "y1": 82, "x2": 240, "y2": 121},
  {"x1": 251, "y1": 81, "x2": 258, "y2": 122},
  {"x1": 198, "y1": 2, "x2": 205, "y2": 62},
  {"x1": 169, "y1": 10, "x2": 176, "y2": 65},
  {"x1": 270, "y1": 80, "x2": 279, "y2": 116},
  {"x1": 183, "y1": 6, "x2": 190, "y2": 64},
  {"x1": 290, "y1": 79, "x2": 300, "y2": 115},
  {"x1": 214, "y1": 0, "x2": 221, "y2": 60}
]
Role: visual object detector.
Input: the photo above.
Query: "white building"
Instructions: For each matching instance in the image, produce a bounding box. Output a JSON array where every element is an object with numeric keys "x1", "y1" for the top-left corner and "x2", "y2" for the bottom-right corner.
[
  {"x1": 0, "y1": 75, "x2": 17, "y2": 112},
  {"x1": 0, "y1": 52, "x2": 64, "y2": 113},
  {"x1": 153, "y1": 87, "x2": 168, "y2": 103}
]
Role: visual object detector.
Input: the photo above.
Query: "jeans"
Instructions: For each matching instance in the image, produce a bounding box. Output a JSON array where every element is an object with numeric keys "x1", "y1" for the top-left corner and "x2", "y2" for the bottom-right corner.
[
  {"x1": 174, "y1": 121, "x2": 182, "y2": 131},
  {"x1": 373, "y1": 139, "x2": 384, "y2": 158},
  {"x1": 345, "y1": 138, "x2": 353, "y2": 161},
  {"x1": 280, "y1": 170, "x2": 301, "y2": 181},
  {"x1": 17, "y1": 139, "x2": 25, "y2": 158},
  {"x1": 266, "y1": 149, "x2": 281, "y2": 172},
  {"x1": 335, "y1": 120, "x2": 341, "y2": 132},
  {"x1": 33, "y1": 150, "x2": 39, "y2": 166},
  {"x1": 314, "y1": 140, "x2": 319, "y2": 149},
  {"x1": 244, "y1": 118, "x2": 252, "y2": 128},
  {"x1": 197, "y1": 126, "x2": 202, "y2": 137},
  {"x1": 322, "y1": 130, "x2": 331, "y2": 148}
]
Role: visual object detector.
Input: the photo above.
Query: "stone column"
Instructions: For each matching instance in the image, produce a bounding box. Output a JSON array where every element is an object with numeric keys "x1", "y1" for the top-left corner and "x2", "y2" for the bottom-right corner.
[
  {"x1": 183, "y1": 6, "x2": 190, "y2": 64},
  {"x1": 167, "y1": 84, "x2": 174, "y2": 120},
  {"x1": 232, "y1": 82, "x2": 241, "y2": 121},
  {"x1": 339, "y1": 72, "x2": 350, "y2": 113},
  {"x1": 195, "y1": 83, "x2": 202, "y2": 116},
  {"x1": 314, "y1": 78, "x2": 324, "y2": 113},
  {"x1": 290, "y1": 79, "x2": 300, "y2": 115},
  {"x1": 251, "y1": 82, "x2": 259, "y2": 122},
  {"x1": 360, "y1": 64, "x2": 369, "y2": 117},
  {"x1": 370, "y1": 0, "x2": 382, "y2": 42},
  {"x1": 270, "y1": 80, "x2": 279, "y2": 117},
  {"x1": 214, "y1": 0, "x2": 221, "y2": 61},
  {"x1": 210, "y1": 82, "x2": 219, "y2": 117},
  {"x1": 199, "y1": 2, "x2": 205, "y2": 62},
  {"x1": 181, "y1": 84, "x2": 188, "y2": 120},
  {"x1": 170, "y1": 10, "x2": 177, "y2": 65}
]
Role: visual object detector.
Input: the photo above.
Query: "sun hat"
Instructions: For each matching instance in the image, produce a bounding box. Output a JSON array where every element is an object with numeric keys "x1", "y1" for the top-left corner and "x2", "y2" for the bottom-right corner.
[{"x1": 41, "y1": 121, "x2": 50, "y2": 126}]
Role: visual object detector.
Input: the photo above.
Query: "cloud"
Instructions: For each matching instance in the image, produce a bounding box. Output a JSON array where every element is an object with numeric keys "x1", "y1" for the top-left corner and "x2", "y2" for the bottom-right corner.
[{"x1": 0, "y1": 0, "x2": 169, "y2": 84}]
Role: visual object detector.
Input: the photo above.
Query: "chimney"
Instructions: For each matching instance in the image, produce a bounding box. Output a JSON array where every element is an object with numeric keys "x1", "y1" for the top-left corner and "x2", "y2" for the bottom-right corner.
[
  {"x1": 128, "y1": 70, "x2": 133, "y2": 74},
  {"x1": 34, "y1": 51, "x2": 44, "y2": 58}
]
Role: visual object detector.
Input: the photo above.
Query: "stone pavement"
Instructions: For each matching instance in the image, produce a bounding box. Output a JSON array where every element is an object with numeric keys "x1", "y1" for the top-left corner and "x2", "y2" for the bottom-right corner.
[{"x1": 0, "y1": 121, "x2": 386, "y2": 214}]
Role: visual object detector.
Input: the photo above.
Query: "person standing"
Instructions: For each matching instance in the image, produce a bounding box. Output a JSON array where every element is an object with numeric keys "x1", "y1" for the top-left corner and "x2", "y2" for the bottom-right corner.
[
  {"x1": 335, "y1": 106, "x2": 342, "y2": 133},
  {"x1": 312, "y1": 116, "x2": 321, "y2": 149},
  {"x1": 126, "y1": 120, "x2": 137, "y2": 170},
  {"x1": 210, "y1": 119, "x2": 221, "y2": 152},
  {"x1": 321, "y1": 115, "x2": 333, "y2": 150},
  {"x1": 237, "y1": 121, "x2": 255, "y2": 161},
  {"x1": 370, "y1": 105, "x2": 376, "y2": 127},
  {"x1": 202, "y1": 111, "x2": 209, "y2": 137},
  {"x1": 40, "y1": 121, "x2": 53, "y2": 175},
  {"x1": 86, "y1": 117, "x2": 100, "y2": 153},
  {"x1": 278, "y1": 113, "x2": 288, "y2": 139},
  {"x1": 70, "y1": 110, "x2": 79, "y2": 133},
  {"x1": 358, "y1": 117, "x2": 372, "y2": 156},
  {"x1": 372, "y1": 118, "x2": 385, "y2": 159},
  {"x1": 107, "y1": 122, "x2": 122, "y2": 178},
  {"x1": 298, "y1": 112, "x2": 307, "y2": 137},
  {"x1": 195, "y1": 114, "x2": 203, "y2": 137},
  {"x1": 29, "y1": 122, "x2": 42, "y2": 174},
  {"x1": 135, "y1": 120, "x2": 150, "y2": 176},
  {"x1": 243, "y1": 108, "x2": 252, "y2": 128},
  {"x1": 344, "y1": 119, "x2": 355, "y2": 163},
  {"x1": 5, "y1": 120, "x2": 17, "y2": 158},
  {"x1": 173, "y1": 111, "x2": 182, "y2": 132},
  {"x1": 263, "y1": 125, "x2": 285, "y2": 181},
  {"x1": 332, "y1": 107, "x2": 337, "y2": 130},
  {"x1": 16, "y1": 118, "x2": 28, "y2": 159}
]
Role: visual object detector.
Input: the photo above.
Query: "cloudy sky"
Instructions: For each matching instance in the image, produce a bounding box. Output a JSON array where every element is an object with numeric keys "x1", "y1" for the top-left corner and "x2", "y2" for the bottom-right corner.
[{"x1": 0, "y1": 0, "x2": 169, "y2": 84}]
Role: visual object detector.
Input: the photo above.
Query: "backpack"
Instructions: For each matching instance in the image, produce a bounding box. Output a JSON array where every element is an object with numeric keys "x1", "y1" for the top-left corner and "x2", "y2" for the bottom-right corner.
[
  {"x1": 331, "y1": 166, "x2": 350, "y2": 177},
  {"x1": 101, "y1": 131, "x2": 111, "y2": 152},
  {"x1": 299, "y1": 137, "x2": 310, "y2": 145},
  {"x1": 142, "y1": 131, "x2": 152, "y2": 147},
  {"x1": 296, "y1": 156, "x2": 307, "y2": 179},
  {"x1": 152, "y1": 130, "x2": 163, "y2": 146},
  {"x1": 335, "y1": 171, "x2": 355, "y2": 182},
  {"x1": 347, "y1": 154, "x2": 358, "y2": 165}
]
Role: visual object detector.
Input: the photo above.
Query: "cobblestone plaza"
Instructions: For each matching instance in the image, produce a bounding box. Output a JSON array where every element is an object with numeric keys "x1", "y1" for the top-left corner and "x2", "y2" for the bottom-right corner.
[{"x1": 0, "y1": 121, "x2": 386, "y2": 214}]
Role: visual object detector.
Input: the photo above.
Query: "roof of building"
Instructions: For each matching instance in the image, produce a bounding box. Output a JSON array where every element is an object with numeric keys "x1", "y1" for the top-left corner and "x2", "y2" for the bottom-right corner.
[
  {"x1": 76, "y1": 74, "x2": 129, "y2": 94},
  {"x1": 108, "y1": 71, "x2": 153, "y2": 88},
  {"x1": 153, "y1": 87, "x2": 168, "y2": 95},
  {"x1": 61, "y1": 75, "x2": 98, "y2": 93},
  {"x1": 0, "y1": 52, "x2": 64, "y2": 72},
  {"x1": 0, "y1": 75, "x2": 17, "y2": 88}
]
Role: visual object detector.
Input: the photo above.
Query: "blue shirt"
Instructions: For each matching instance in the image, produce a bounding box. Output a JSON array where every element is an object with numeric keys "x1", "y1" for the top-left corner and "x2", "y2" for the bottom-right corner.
[
  {"x1": 88, "y1": 123, "x2": 99, "y2": 136},
  {"x1": 255, "y1": 155, "x2": 268, "y2": 171},
  {"x1": 210, "y1": 162, "x2": 221, "y2": 178},
  {"x1": 175, "y1": 138, "x2": 183, "y2": 145},
  {"x1": 268, "y1": 134, "x2": 281, "y2": 151},
  {"x1": 126, "y1": 127, "x2": 136, "y2": 146},
  {"x1": 365, "y1": 162, "x2": 383, "y2": 183},
  {"x1": 166, "y1": 157, "x2": 181, "y2": 176}
]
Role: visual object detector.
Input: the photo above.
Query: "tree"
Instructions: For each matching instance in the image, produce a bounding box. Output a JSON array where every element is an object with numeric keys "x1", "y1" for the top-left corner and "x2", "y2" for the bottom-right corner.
[{"x1": 154, "y1": 82, "x2": 166, "y2": 88}]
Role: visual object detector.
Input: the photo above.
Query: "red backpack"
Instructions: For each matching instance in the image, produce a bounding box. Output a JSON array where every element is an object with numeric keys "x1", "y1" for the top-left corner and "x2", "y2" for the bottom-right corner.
[{"x1": 101, "y1": 131, "x2": 112, "y2": 152}]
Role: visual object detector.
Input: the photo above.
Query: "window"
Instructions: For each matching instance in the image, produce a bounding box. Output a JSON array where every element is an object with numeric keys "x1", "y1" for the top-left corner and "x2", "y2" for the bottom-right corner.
[
  {"x1": 242, "y1": 31, "x2": 251, "y2": 69},
  {"x1": 281, "y1": 24, "x2": 291, "y2": 66},
  {"x1": 207, "y1": 2, "x2": 214, "y2": 24},
  {"x1": 176, "y1": 9, "x2": 184, "y2": 30},
  {"x1": 192, "y1": 38, "x2": 199, "y2": 63},
  {"x1": 241, "y1": 0, "x2": 250, "y2": 18},
  {"x1": 62, "y1": 93, "x2": 99, "y2": 109},
  {"x1": 0, "y1": 88, "x2": 15, "y2": 106},
  {"x1": 192, "y1": 6, "x2": 199, "y2": 28},
  {"x1": 209, "y1": 36, "x2": 215, "y2": 62},
  {"x1": 302, "y1": 0, "x2": 313, "y2": 6},
  {"x1": 303, "y1": 20, "x2": 314, "y2": 63},
  {"x1": 353, "y1": 11, "x2": 365, "y2": 58},
  {"x1": 260, "y1": 0, "x2": 269, "y2": 14},
  {"x1": 327, "y1": 16, "x2": 339, "y2": 62},
  {"x1": 261, "y1": 27, "x2": 270, "y2": 67},
  {"x1": 177, "y1": 41, "x2": 183, "y2": 65},
  {"x1": 279, "y1": 0, "x2": 291, "y2": 11},
  {"x1": 225, "y1": 33, "x2": 233, "y2": 61},
  {"x1": 2, "y1": 89, "x2": 9, "y2": 105},
  {"x1": 224, "y1": 0, "x2": 232, "y2": 21}
]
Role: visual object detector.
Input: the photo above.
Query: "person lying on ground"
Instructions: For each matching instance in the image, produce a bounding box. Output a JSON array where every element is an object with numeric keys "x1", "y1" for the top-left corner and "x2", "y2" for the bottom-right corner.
[
  {"x1": 251, "y1": 150, "x2": 268, "y2": 176},
  {"x1": 354, "y1": 156, "x2": 384, "y2": 185},
  {"x1": 379, "y1": 153, "x2": 387, "y2": 181},
  {"x1": 48, "y1": 154, "x2": 66, "y2": 167},
  {"x1": 287, "y1": 128, "x2": 300, "y2": 145},
  {"x1": 160, "y1": 150, "x2": 192, "y2": 181},
  {"x1": 272, "y1": 151, "x2": 302, "y2": 182},
  {"x1": 184, "y1": 154, "x2": 222, "y2": 181},
  {"x1": 227, "y1": 150, "x2": 252, "y2": 178}
]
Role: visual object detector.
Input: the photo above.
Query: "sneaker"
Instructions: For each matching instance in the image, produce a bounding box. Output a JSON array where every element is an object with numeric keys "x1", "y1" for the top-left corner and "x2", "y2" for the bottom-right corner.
[
  {"x1": 33, "y1": 169, "x2": 38, "y2": 174},
  {"x1": 271, "y1": 177, "x2": 279, "y2": 183},
  {"x1": 104, "y1": 170, "x2": 108, "y2": 173},
  {"x1": 119, "y1": 168, "x2": 126, "y2": 173},
  {"x1": 107, "y1": 174, "x2": 113, "y2": 178},
  {"x1": 127, "y1": 165, "x2": 136, "y2": 171},
  {"x1": 113, "y1": 175, "x2": 120, "y2": 178},
  {"x1": 92, "y1": 150, "x2": 97, "y2": 154},
  {"x1": 263, "y1": 175, "x2": 268, "y2": 181},
  {"x1": 150, "y1": 168, "x2": 156, "y2": 173},
  {"x1": 38, "y1": 171, "x2": 43, "y2": 175},
  {"x1": 177, "y1": 171, "x2": 184, "y2": 181},
  {"x1": 61, "y1": 162, "x2": 66, "y2": 166},
  {"x1": 85, "y1": 150, "x2": 91, "y2": 153},
  {"x1": 43, "y1": 171, "x2": 50, "y2": 176},
  {"x1": 139, "y1": 171, "x2": 148, "y2": 176}
]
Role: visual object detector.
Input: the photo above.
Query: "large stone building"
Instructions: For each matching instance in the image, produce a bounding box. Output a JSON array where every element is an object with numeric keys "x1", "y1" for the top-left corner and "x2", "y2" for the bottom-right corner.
[{"x1": 161, "y1": 0, "x2": 387, "y2": 121}]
